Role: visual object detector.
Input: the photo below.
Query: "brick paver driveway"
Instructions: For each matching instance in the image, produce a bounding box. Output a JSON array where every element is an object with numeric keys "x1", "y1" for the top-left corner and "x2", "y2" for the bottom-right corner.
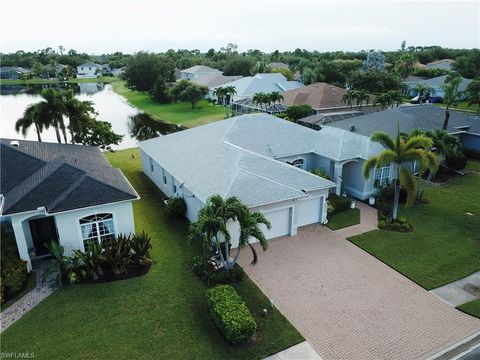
[{"x1": 239, "y1": 202, "x2": 480, "y2": 360}]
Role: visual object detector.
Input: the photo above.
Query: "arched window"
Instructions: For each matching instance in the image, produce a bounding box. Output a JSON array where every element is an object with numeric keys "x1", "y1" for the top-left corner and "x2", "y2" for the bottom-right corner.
[
  {"x1": 79, "y1": 213, "x2": 115, "y2": 250},
  {"x1": 291, "y1": 159, "x2": 305, "y2": 170}
]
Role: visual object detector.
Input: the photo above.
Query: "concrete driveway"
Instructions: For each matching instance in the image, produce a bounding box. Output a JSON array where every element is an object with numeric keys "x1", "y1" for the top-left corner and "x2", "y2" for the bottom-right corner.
[{"x1": 239, "y1": 202, "x2": 480, "y2": 360}]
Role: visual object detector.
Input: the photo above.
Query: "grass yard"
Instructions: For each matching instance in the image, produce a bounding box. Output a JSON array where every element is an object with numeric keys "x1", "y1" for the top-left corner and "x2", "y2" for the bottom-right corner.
[
  {"x1": 349, "y1": 173, "x2": 480, "y2": 290},
  {"x1": 0, "y1": 148, "x2": 302, "y2": 360},
  {"x1": 457, "y1": 299, "x2": 480, "y2": 318},
  {"x1": 432, "y1": 101, "x2": 478, "y2": 113},
  {"x1": 111, "y1": 81, "x2": 226, "y2": 128},
  {"x1": 467, "y1": 160, "x2": 480, "y2": 172},
  {"x1": 0, "y1": 76, "x2": 119, "y2": 85},
  {"x1": 326, "y1": 208, "x2": 360, "y2": 230}
]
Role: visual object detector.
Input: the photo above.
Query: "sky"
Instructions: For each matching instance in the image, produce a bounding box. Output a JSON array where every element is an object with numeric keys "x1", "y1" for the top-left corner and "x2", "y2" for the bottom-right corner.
[{"x1": 1, "y1": 0, "x2": 479, "y2": 54}]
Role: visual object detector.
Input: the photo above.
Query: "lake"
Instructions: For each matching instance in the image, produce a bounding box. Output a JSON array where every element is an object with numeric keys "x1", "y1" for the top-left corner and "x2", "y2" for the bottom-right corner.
[{"x1": 0, "y1": 83, "x2": 181, "y2": 149}]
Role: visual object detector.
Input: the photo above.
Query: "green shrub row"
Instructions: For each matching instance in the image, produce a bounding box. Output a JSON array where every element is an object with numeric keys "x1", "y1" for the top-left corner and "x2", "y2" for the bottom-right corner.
[
  {"x1": 378, "y1": 213, "x2": 413, "y2": 232},
  {"x1": 206, "y1": 285, "x2": 257, "y2": 344}
]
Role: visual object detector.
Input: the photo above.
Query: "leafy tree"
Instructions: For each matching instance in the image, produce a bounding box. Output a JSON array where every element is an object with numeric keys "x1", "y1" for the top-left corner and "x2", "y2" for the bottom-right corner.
[
  {"x1": 72, "y1": 120, "x2": 123, "y2": 150},
  {"x1": 348, "y1": 70, "x2": 401, "y2": 93},
  {"x1": 188, "y1": 195, "x2": 270, "y2": 270},
  {"x1": 223, "y1": 56, "x2": 255, "y2": 76},
  {"x1": 169, "y1": 80, "x2": 208, "y2": 108},
  {"x1": 271, "y1": 68, "x2": 294, "y2": 80},
  {"x1": 285, "y1": 104, "x2": 314, "y2": 121},
  {"x1": 64, "y1": 90, "x2": 97, "y2": 143},
  {"x1": 453, "y1": 49, "x2": 480, "y2": 78},
  {"x1": 363, "y1": 128, "x2": 436, "y2": 219},
  {"x1": 395, "y1": 53, "x2": 416, "y2": 79},
  {"x1": 466, "y1": 78, "x2": 480, "y2": 115},
  {"x1": 31, "y1": 62, "x2": 44, "y2": 78},
  {"x1": 362, "y1": 50, "x2": 385, "y2": 72}
]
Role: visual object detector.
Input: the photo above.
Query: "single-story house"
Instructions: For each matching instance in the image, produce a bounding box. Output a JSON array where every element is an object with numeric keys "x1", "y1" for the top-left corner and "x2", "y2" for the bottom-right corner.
[
  {"x1": 268, "y1": 62, "x2": 290, "y2": 70},
  {"x1": 0, "y1": 66, "x2": 31, "y2": 80},
  {"x1": 42, "y1": 63, "x2": 68, "y2": 78},
  {"x1": 405, "y1": 75, "x2": 472, "y2": 99},
  {"x1": 180, "y1": 65, "x2": 222, "y2": 80},
  {"x1": 139, "y1": 114, "x2": 391, "y2": 246},
  {"x1": 221, "y1": 73, "x2": 303, "y2": 111},
  {"x1": 191, "y1": 74, "x2": 242, "y2": 99},
  {"x1": 77, "y1": 62, "x2": 102, "y2": 78},
  {"x1": 326, "y1": 104, "x2": 480, "y2": 151},
  {"x1": 0, "y1": 139, "x2": 139, "y2": 270},
  {"x1": 426, "y1": 59, "x2": 455, "y2": 71}
]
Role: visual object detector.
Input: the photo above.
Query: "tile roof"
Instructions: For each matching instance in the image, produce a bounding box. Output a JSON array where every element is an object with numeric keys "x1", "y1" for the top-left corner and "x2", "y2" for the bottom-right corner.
[
  {"x1": 326, "y1": 104, "x2": 480, "y2": 137},
  {"x1": 212, "y1": 73, "x2": 303, "y2": 99},
  {"x1": 0, "y1": 139, "x2": 138, "y2": 215},
  {"x1": 140, "y1": 114, "x2": 384, "y2": 207}
]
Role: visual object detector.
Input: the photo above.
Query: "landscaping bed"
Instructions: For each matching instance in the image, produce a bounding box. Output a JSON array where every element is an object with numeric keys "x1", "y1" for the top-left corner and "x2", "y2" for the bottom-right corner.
[
  {"x1": 349, "y1": 173, "x2": 480, "y2": 290},
  {"x1": 1, "y1": 148, "x2": 303, "y2": 359}
]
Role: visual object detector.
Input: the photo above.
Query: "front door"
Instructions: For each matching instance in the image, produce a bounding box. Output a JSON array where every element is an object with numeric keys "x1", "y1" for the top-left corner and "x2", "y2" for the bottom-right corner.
[{"x1": 29, "y1": 217, "x2": 58, "y2": 257}]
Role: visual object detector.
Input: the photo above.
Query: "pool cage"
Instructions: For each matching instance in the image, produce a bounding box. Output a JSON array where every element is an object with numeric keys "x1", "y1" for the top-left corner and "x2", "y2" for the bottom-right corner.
[{"x1": 230, "y1": 98, "x2": 287, "y2": 115}]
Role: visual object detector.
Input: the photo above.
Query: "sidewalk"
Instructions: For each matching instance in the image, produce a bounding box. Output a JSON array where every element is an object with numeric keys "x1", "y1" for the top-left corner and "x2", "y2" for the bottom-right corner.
[
  {"x1": 264, "y1": 342, "x2": 323, "y2": 360},
  {"x1": 430, "y1": 271, "x2": 480, "y2": 307}
]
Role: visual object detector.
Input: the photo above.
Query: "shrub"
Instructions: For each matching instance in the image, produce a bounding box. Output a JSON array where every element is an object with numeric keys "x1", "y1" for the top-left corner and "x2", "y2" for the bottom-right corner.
[
  {"x1": 310, "y1": 167, "x2": 331, "y2": 180},
  {"x1": 285, "y1": 104, "x2": 314, "y2": 121},
  {"x1": 1, "y1": 259, "x2": 28, "y2": 298},
  {"x1": 165, "y1": 197, "x2": 187, "y2": 219},
  {"x1": 377, "y1": 214, "x2": 413, "y2": 232},
  {"x1": 446, "y1": 154, "x2": 467, "y2": 170},
  {"x1": 206, "y1": 285, "x2": 257, "y2": 344},
  {"x1": 192, "y1": 256, "x2": 245, "y2": 285},
  {"x1": 328, "y1": 193, "x2": 351, "y2": 214},
  {"x1": 130, "y1": 231, "x2": 153, "y2": 265}
]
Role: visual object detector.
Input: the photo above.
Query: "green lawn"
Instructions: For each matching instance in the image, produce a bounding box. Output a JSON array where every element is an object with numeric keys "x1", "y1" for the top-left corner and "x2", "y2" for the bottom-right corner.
[
  {"x1": 0, "y1": 76, "x2": 119, "y2": 85},
  {"x1": 349, "y1": 173, "x2": 480, "y2": 290},
  {"x1": 432, "y1": 101, "x2": 478, "y2": 113},
  {"x1": 111, "y1": 81, "x2": 225, "y2": 128},
  {"x1": 457, "y1": 299, "x2": 480, "y2": 318},
  {"x1": 467, "y1": 160, "x2": 480, "y2": 172},
  {"x1": 1, "y1": 148, "x2": 302, "y2": 359},
  {"x1": 326, "y1": 208, "x2": 360, "y2": 230}
]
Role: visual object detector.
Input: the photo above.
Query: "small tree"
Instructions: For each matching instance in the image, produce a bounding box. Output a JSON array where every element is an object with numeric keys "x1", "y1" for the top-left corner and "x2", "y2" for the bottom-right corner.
[
  {"x1": 285, "y1": 104, "x2": 314, "y2": 122},
  {"x1": 170, "y1": 80, "x2": 208, "y2": 108}
]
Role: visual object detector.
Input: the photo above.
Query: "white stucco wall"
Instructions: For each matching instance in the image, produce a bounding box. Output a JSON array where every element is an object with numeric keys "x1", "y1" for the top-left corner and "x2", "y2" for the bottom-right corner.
[{"x1": 76, "y1": 65, "x2": 100, "y2": 78}]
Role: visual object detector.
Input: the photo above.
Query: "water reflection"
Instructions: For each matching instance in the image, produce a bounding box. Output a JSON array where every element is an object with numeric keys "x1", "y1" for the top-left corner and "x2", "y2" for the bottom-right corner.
[
  {"x1": 0, "y1": 82, "x2": 105, "y2": 96},
  {"x1": 128, "y1": 113, "x2": 184, "y2": 141}
]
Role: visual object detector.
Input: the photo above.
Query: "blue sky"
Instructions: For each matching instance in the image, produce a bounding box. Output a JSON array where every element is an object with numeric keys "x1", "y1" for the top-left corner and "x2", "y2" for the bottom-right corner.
[{"x1": 1, "y1": 0, "x2": 478, "y2": 54}]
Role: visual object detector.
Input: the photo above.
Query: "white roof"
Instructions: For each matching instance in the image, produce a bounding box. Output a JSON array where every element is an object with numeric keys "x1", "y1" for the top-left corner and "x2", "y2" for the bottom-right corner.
[
  {"x1": 180, "y1": 65, "x2": 221, "y2": 74},
  {"x1": 140, "y1": 114, "x2": 382, "y2": 207}
]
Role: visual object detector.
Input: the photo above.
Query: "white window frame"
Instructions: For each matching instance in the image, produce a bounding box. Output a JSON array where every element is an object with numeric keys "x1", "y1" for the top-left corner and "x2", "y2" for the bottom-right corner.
[
  {"x1": 79, "y1": 213, "x2": 116, "y2": 250},
  {"x1": 291, "y1": 158, "x2": 305, "y2": 170},
  {"x1": 374, "y1": 165, "x2": 391, "y2": 188}
]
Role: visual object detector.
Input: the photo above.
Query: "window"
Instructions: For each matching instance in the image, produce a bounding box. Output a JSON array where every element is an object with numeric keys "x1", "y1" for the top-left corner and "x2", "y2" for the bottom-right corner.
[
  {"x1": 291, "y1": 159, "x2": 305, "y2": 170},
  {"x1": 89, "y1": 67, "x2": 92, "y2": 70},
  {"x1": 162, "y1": 168, "x2": 167, "y2": 184},
  {"x1": 79, "y1": 213, "x2": 115, "y2": 251},
  {"x1": 374, "y1": 165, "x2": 390, "y2": 188},
  {"x1": 149, "y1": 157, "x2": 154, "y2": 172},
  {"x1": 173, "y1": 184, "x2": 177, "y2": 194}
]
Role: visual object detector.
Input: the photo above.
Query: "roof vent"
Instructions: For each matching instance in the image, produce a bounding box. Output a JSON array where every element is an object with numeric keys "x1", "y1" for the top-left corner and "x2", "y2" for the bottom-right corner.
[
  {"x1": 349, "y1": 125, "x2": 356, "y2": 132},
  {"x1": 10, "y1": 140, "x2": 20, "y2": 147}
]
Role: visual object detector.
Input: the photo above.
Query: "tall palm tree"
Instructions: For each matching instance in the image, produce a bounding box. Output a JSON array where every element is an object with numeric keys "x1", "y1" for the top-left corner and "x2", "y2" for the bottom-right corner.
[
  {"x1": 441, "y1": 75, "x2": 462, "y2": 130},
  {"x1": 466, "y1": 78, "x2": 480, "y2": 115},
  {"x1": 15, "y1": 104, "x2": 46, "y2": 142},
  {"x1": 355, "y1": 90, "x2": 370, "y2": 108},
  {"x1": 64, "y1": 90, "x2": 97, "y2": 143},
  {"x1": 188, "y1": 195, "x2": 270, "y2": 270},
  {"x1": 39, "y1": 88, "x2": 68, "y2": 143},
  {"x1": 341, "y1": 90, "x2": 355, "y2": 108},
  {"x1": 253, "y1": 92, "x2": 267, "y2": 110},
  {"x1": 213, "y1": 87, "x2": 227, "y2": 105},
  {"x1": 374, "y1": 93, "x2": 392, "y2": 110},
  {"x1": 395, "y1": 53, "x2": 416, "y2": 79},
  {"x1": 223, "y1": 85, "x2": 237, "y2": 106},
  {"x1": 387, "y1": 90, "x2": 403, "y2": 107},
  {"x1": 363, "y1": 127, "x2": 436, "y2": 220}
]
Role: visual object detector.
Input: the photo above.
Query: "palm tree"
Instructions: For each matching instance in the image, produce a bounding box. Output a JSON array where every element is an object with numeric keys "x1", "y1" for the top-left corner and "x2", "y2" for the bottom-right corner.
[
  {"x1": 253, "y1": 92, "x2": 267, "y2": 110},
  {"x1": 395, "y1": 53, "x2": 416, "y2": 79},
  {"x1": 355, "y1": 90, "x2": 370, "y2": 108},
  {"x1": 223, "y1": 85, "x2": 237, "y2": 106},
  {"x1": 15, "y1": 104, "x2": 46, "y2": 142},
  {"x1": 64, "y1": 90, "x2": 97, "y2": 143},
  {"x1": 441, "y1": 75, "x2": 462, "y2": 130},
  {"x1": 363, "y1": 127, "x2": 435, "y2": 220},
  {"x1": 466, "y1": 78, "x2": 480, "y2": 115},
  {"x1": 40, "y1": 88, "x2": 68, "y2": 143},
  {"x1": 342, "y1": 90, "x2": 355, "y2": 108},
  {"x1": 266, "y1": 91, "x2": 284, "y2": 112},
  {"x1": 387, "y1": 90, "x2": 403, "y2": 107},
  {"x1": 188, "y1": 195, "x2": 270, "y2": 270},
  {"x1": 213, "y1": 87, "x2": 227, "y2": 105},
  {"x1": 374, "y1": 93, "x2": 392, "y2": 110},
  {"x1": 412, "y1": 83, "x2": 434, "y2": 101}
]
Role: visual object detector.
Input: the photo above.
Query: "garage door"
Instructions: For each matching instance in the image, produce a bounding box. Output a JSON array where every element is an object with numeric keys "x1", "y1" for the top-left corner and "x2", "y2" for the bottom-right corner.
[
  {"x1": 295, "y1": 197, "x2": 323, "y2": 227},
  {"x1": 261, "y1": 207, "x2": 292, "y2": 239}
]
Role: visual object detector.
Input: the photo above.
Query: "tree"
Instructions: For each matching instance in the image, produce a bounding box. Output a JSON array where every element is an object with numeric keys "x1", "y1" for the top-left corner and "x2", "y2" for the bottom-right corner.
[
  {"x1": 453, "y1": 49, "x2": 480, "y2": 78},
  {"x1": 413, "y1": 83, "x2": 433, "y2": 99},
  {"x1": 363, "y1": 128, "x2": 436, "y2": 220},
  {"x1": 285, "y1": 104, "x2": 314, "y2": 121},
  {"x1": 271, "y1": 68, "x2": 294, "y2": 80},
  {"x1": 466, "y1": 78, "x2": 480, "y2": 115},
  {"x1": 72, "y1": 120, "x2": 123, "y2": 150},
  {"x1": 188, "y1": 195, "x2": 270, "y2": 270},
  {"x1": 441, "y1": 74, "x2": 462, "y2": 130},
  {"x1": 223, "y1": 56, "x2": 255, "y2": 76},
  {"x1": 395, "y1": 53, "x2": 416, "y2": 79},
  {"x1": 31, "y1": 62, "x2": 44, "y2": 78},
  {"x1": 268, "y1": 91, "x2": 284, "y2": 110},
  {"x1": 64, "y1": 90, "x2": 97, "y2": 143},
  {"x1": 387, "y1": 90, "x2": 403, "y2": 107},
  {"x1": 213, "y1": 87, "x2": 227, "y2": 105},
  {"x1": 341, "y1": 90, "x2": 355, "y2": 108},
  {"x1": 223, "y1": 85, "x2": 237, "y2": 106},
  {"x1": 169, "y1": 80, "x2": 208, "y2": 108},
  {"x1": 374, "y1": 93, "x2": 392, "y2": 110},
  {"x1": 253, "y1": 92, "x2": 268, "y2": 110},
  {"x1": 362, "y1": 50, "x2": 385, "y2": 72},
  {"x1": 348, "y1": 70, "x2": 401, "y2": 93},
  {"x1": 37, "y1": 88, "x2": 68, "y2": 143},
  {"x1": 355, "y1": 90, "x2": 370, "y2": 108},
  {"x1": 15, "y1": 105, "x2": 45, "y2": 142}
]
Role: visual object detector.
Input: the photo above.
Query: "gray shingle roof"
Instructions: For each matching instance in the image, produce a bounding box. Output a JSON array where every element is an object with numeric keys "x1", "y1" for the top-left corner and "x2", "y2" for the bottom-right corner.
[
  {"x1": 139, "y1": 114, "x2": 384, "y2": 207},
  {"x1": 326, "y1": 104, "x2": 480, "y2": 137},
  {"x1": 191, "y1": 74, "x2": 242, "y2": 88},
  {"x1": 180, "y1": 65, "x2": 221, "y2": 74},
  {"x1": 0, "y1": 139, "x2": 138, "y2": 215},
  {"x1": 406, "y1": 75, "x2": 472, "y2": 92}
]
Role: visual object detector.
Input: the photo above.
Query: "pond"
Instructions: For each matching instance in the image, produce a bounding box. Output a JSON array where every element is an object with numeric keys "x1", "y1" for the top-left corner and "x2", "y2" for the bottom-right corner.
[{"x1": 0, "y1": 83, "x2": 182, "y2": 149}]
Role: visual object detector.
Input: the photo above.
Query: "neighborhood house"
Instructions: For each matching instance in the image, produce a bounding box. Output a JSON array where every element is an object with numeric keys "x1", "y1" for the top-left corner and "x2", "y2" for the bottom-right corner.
[
  {"x1": 0, "y1": 139, "x2": 139, "y2": 270},
  {"x1": 139, "y1": 114, "x2": 392, "y2": 247},
  {"x1": 180, "y1": 65, "x2": 222, "y2": 80},
  {"x1": 76, "y1": 62, "x2": 102, "y2": 78}
]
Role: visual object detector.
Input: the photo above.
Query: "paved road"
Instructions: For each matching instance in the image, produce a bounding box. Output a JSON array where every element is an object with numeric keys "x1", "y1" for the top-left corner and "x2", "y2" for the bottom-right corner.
[{"x1": 240, "y1": 202, "x2": 480, "y2": 360}]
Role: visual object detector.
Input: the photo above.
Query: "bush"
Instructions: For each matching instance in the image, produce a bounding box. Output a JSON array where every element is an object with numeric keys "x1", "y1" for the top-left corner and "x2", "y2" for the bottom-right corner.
[
  {"x1": 446, "y1": 154, "x2": 467, "y2": 170},
  {"x1": 165, "y1": 197, "x2": 187, "y2": 219},
  {"x1": 1, "y1": 259, "x2": 28, "y2": 299},
  {"x1": 206, "y1": 285, "x2": 257, "y2": 344},
  {"x1": 377, "y1": 213, "x2": 413, "y2": 232},
  {"x1": 192, "y1": 256, "x2": 245, "y2": 285},
  {"x1": 328, "y1": 193, "x2": 351, "y2": 214},
  {"x1": 310, "y1": 167, "x2": 331, "y2": 180},
  {"x1": 285, "y1": 104, "x2": 314, "y2": 121}
]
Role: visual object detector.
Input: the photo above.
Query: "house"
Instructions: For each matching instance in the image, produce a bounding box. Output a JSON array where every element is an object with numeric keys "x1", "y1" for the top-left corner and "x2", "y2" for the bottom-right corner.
[
  {"x1": 191, "y1": 74, "x2": 242, "y2": 99},
  {"x1": 268, "y1": 62, "x2": 290, "y2": 70},
  {"x1": 180, "y1": 65, "x2": 222, "y2": 80},
  {"x1": 219, "y1": 73, "x2": 303, "y2": 111},
  {"x1": 111, "y1": 68, "x2": 125, "y2": 77},
  {"x1": 139, "y1": 114, "x2": 389, "y2": 246},
  {"x1": 325, "y1": 104, "x2": 480, "y2": 151},
  {"x1": 405, "y1": 75, "x2": 472, "y2": 99},
  {"x1": 0, "y1": 66, "x2": 31, "y2": 80},
  {"x1": 42, "y1": 63, "x2": 68, "y2": 78},
  {"x1": 0, "y1": 139, "x2": 139, "y2": 270},
  {"x1": 426, "y1": 59, "x2": 455, "y2": 71},
  {"x1": 76, "y1": 62, "x2": 102, "y2": 78}
]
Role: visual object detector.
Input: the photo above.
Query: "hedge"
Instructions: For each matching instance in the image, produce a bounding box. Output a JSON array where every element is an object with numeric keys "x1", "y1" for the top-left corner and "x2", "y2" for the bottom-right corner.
[{"x1": 206, "y1": 285, "x2": 256, "y2": 344}]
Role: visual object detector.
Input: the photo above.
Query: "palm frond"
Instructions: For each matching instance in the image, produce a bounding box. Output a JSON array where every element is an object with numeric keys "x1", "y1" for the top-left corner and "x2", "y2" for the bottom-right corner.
[
  {"x1": 405, "y1": 135, "x2": 433, "y2": 151},
  {"x1": 363, "y1": 156, "x2": 378, "y2": 179},
  {"x1": 399, "y1": 167, "x2": 415, "y2": 206},
  {"x1": 371, "y1": 132, "x2": 395, "y2": 150}
]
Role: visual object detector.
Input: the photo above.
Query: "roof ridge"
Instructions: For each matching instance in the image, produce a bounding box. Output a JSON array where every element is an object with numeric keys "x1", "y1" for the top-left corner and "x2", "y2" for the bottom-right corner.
[
  {"x1": 237, "y1": 167, "x2": 306, "y2": 195},
  {"x1": 47, "y1": 173, "x2": 88, "y2": 211}
]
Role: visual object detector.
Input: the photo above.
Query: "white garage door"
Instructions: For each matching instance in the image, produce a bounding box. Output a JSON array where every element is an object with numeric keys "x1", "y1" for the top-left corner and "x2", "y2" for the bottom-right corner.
[
  {"x1": 261, "y1": 207, "x2": 292, "y2": 239},
  {"x1": 295, "y1": 197, "x2": 323, "y2": 227}
]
